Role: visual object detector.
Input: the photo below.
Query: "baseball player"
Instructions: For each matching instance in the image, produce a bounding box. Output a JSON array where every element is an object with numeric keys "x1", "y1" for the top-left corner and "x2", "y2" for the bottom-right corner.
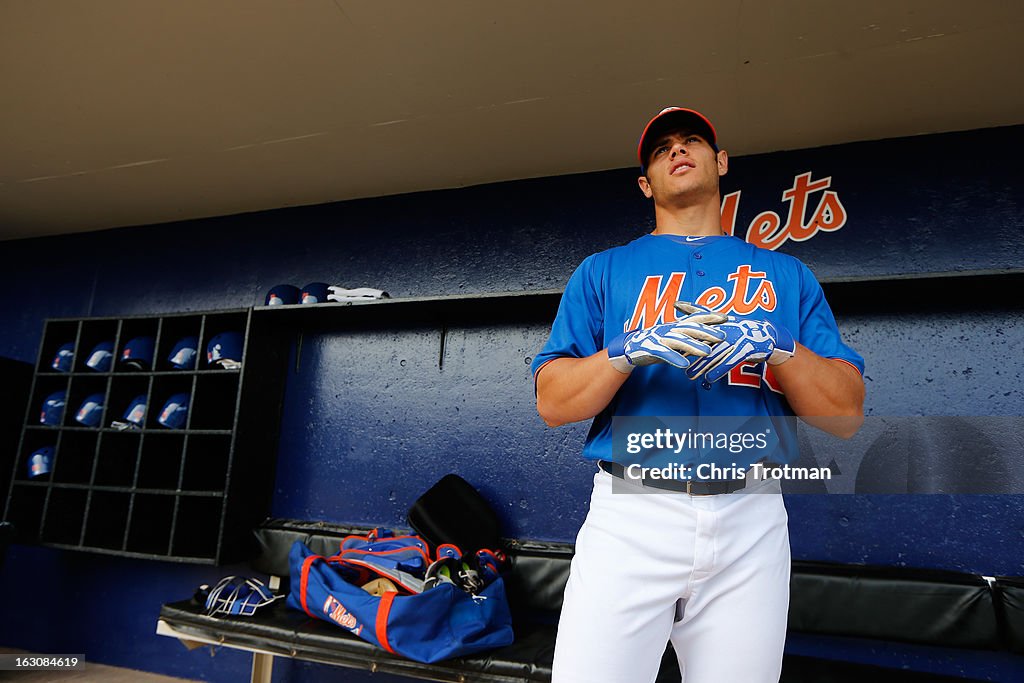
[{"x1": 531, "y1": 107, "x2": 865, "y2": 683}]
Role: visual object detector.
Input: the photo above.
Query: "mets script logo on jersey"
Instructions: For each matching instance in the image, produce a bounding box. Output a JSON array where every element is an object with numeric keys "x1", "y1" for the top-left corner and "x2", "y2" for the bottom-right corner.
[
  {"x1": 322, "y1": 595, "x2": 363, "y2": 635},
  {"x1": 720, "y1": 171, "x2": 847, "y2": 250},
  {"x1": 625, "y1": 270, "x2": 785, "y2": 393},
  {"x1": 625, "y1": 266, "x2": 776, "y2": 331}
]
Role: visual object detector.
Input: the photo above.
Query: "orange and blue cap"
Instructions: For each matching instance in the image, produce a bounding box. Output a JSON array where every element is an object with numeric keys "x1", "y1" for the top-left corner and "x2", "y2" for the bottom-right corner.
[{"x1": 637, "y1": 107, "x2": 718, "y2": 172}]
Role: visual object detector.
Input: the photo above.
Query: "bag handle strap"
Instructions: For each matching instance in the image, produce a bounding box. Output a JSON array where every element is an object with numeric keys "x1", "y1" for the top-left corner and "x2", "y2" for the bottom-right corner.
[
  {"x1": 375, "y1": 591, "x2": 397, "y2": 655},
  {"x1": 299, "y1": 553, "x2": 324, "y2": 618}
]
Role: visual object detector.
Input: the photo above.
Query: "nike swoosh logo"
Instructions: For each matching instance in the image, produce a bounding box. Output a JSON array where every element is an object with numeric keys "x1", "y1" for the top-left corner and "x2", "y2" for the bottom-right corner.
[{"x1": 684, "y1": 236, "x2": 705, "y2": 242}]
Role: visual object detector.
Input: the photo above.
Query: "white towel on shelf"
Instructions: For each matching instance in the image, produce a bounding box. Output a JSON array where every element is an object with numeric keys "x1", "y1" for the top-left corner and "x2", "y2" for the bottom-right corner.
[{"x1": 326, "y1": 286, "x2": 390, "y2": 302}]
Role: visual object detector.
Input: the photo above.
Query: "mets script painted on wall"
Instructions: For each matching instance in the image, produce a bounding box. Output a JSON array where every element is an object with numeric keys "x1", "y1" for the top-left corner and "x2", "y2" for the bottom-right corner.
[{"x1": 721, "y1": 172, "x2": 846, "y2": 250}]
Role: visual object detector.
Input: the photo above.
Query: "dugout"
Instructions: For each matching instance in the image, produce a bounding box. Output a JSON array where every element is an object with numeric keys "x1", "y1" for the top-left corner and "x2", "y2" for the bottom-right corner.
[{"x1": 2, "y1": 3, "x2": 1023, "y2": 682}]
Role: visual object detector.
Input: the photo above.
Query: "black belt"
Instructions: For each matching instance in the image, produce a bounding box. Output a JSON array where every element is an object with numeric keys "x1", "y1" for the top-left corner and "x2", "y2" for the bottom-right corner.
[{"x1": 599, "y1": 460, "x2": 756, "y2": 496}]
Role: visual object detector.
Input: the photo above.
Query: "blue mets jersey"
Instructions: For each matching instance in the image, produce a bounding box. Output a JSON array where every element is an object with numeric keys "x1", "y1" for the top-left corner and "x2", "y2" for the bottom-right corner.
[{"x1": 531, "y1": 233, "x2": 864, "y2": 465}]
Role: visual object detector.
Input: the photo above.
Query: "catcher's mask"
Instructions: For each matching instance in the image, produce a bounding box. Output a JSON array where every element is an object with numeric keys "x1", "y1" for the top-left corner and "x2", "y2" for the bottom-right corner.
[{"x1": 199, "y1": 576, "x2": 281, "y2": 616}]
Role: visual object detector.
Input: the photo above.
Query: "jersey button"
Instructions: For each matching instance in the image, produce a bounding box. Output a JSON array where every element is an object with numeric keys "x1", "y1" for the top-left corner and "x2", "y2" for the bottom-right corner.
[{"x1": 696, "y1": 270, "x2": 706, "y2": 276}]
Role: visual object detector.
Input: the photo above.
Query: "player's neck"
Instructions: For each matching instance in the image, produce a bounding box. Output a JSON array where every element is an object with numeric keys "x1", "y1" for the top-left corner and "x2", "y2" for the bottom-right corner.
[{"x1": 650, "y1": 196, "x2": 724, "y2": 237}]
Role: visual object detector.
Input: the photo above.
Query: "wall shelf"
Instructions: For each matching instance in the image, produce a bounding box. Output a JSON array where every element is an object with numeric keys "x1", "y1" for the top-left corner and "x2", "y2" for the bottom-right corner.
[{"x1": 249, "y1": 289, "x2": 564, "y2": 328}]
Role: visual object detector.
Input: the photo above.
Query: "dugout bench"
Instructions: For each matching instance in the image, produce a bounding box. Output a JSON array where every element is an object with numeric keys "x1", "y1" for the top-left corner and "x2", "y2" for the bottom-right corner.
[{"x1": 157, "y1": 518, "x2": 1024, "y2": 683}]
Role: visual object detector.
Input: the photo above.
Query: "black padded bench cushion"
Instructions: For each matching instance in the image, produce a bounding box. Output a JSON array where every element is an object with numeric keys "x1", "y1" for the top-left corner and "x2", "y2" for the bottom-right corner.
[
  {"x1": 789, "y1": 560, "x2": 1001, "y2": 649},
  {"x1": 246, "y1": 519, "x2": 1017, "y2": 652}
]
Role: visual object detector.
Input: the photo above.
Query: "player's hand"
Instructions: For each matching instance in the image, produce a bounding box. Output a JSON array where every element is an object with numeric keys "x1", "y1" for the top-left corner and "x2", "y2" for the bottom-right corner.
[
  {"x1": 672, "y1": 300, "x2": 728, "y2": 325},
  {"x1": 607, "y1": 303, "x2": 728, "y2": 373},
  {"x1": 685, "y1": 319, "x2": 796, "y2": 384}
]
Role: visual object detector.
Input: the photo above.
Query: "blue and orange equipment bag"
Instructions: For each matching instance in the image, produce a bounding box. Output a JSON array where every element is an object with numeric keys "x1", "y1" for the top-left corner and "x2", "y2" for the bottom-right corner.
[{"x1": 286, "y1": 528, "x2": 513, "y2": 663}]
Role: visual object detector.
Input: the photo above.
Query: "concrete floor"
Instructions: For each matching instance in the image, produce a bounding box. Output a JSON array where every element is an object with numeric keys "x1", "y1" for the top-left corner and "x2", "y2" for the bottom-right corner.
[{"x1": 0, "y1": 648, "x2": 198, "y2": 682}]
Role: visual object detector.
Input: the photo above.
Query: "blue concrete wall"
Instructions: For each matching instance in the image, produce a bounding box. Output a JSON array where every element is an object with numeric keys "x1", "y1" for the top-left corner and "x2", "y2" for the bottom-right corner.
[{"x1": 2, "y1": 126, "x2": 1023, "y2": 682}]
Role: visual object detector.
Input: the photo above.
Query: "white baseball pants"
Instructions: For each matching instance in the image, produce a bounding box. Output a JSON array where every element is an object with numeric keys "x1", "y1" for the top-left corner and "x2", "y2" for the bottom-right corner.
[{"x1": 551, "y1": 469, "x2": 791, "y2": 683}]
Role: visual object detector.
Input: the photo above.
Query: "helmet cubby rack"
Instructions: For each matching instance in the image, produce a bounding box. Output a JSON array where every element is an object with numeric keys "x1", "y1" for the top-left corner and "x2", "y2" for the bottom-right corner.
[{"x1": 2, "y1": 307, "x2": 287, "y2": 564}]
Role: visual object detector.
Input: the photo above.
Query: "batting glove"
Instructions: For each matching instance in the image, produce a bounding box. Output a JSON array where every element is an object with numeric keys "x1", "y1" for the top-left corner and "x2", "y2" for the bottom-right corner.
[
  {"x1": 607, "y1": 303, "x2": 728, "y2": 373},
  {"x1": 685, "y1": 319, "x2": 796, "y2": 385}
]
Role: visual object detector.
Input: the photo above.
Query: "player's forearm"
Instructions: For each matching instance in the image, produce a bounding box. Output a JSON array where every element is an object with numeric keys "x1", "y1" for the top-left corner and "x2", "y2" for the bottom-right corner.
[
  {"x1": 535, "y1": 353, "x2": 630, "y2": 427},
  {"x1": 771, "y1": 343, "x2": 865, "y2": 438}
]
